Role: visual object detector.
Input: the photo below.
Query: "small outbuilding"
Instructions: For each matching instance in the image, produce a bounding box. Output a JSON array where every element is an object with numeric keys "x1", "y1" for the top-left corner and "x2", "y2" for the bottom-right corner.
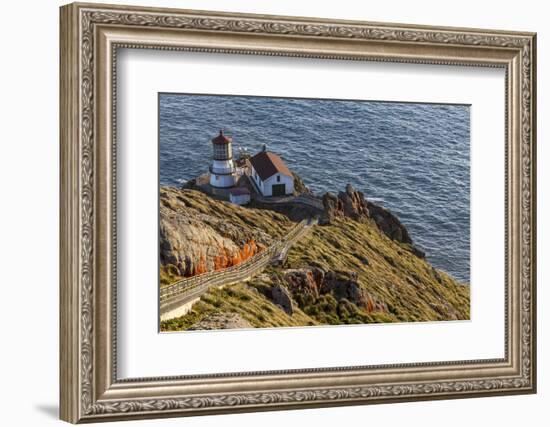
[
  {"x1": 249, "y1": 150, "x2": 294, "y2": 197},
  {"x1": 229, "y1": 187, "x2": 251, "y2": 205}
]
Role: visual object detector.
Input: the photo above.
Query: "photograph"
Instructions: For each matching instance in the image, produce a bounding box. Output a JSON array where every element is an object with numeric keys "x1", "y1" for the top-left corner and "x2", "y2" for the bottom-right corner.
[{"x1": 158, "y1": 94, "x2": 471, "y2": 332}]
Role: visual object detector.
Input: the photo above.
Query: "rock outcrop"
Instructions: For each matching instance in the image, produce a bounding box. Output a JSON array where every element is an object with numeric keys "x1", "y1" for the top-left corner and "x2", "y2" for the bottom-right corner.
[
  {"x1": 188, "y1": 313, "x2": 252, "y2": 330},
  {"x1": 365, "y1": 200, "x2": 412, "y2": 244},
  {"x1": 159, "y1": 187, "x2": 290, "y2": 278},
  {"x1": 321, "y1": 184, "x2": 369, "y2": 224},
  {"x1": 338, "y1": 184, "x2": 370, "y2": 220},
  {"x1": 320, "y1": 192, "x2": 344, "y2": 225},
  {"x1": 271, "y1": 283, "x2": 295, "y2": 315},
  {"x1": 321, "y1": 270, "x2": 387, "y2": 313},
  {"x1": 320, "y1": 184, "x2": 414, "y2": 246},
  {"x1": 292, "y1": 172, "x2": 312, "y2": 195},
  {"x1": 160, "y1": 209, "x2": 245, "y2": 277},
  {"x1": 282, "y1": 267, "x2": 387, "y2": 314},
  {"x1": 283, "y1": 268, "x2": 324, "y2": 298}
]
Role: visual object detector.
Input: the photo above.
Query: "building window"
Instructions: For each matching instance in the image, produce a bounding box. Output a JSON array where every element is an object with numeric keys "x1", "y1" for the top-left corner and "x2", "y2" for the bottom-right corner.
[
  {"x1": 215, "y1": 175, "x2": 219, "y2": 181},
  {"x1": 277, "y1": 175, "x2": 281, "y2": 182}
]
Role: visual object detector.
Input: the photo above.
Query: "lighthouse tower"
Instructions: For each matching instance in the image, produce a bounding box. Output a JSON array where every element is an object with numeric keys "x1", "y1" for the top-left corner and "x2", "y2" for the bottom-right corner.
[{"x1": 209, "y1": 130, "x2": 236, "y2": 188}]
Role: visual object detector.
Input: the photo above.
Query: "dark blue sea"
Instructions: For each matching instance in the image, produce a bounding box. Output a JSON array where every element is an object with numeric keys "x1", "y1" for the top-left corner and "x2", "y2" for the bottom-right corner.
[{"x1": 159, "y1": 94, "x2": 470, "y2": 284}]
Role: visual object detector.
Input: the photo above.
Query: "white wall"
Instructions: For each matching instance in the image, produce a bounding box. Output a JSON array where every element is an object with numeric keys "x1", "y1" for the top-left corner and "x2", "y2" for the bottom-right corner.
[
  {"x1": 263, "y1": 173, "x2": 294, "y2": 196},
  {"x1": 0, "y1": 1, "x2": 546, "y2": 426},
  {"x1": 250, "y1": 166, "x2": 265, "y2": 193},
  {"x1": 250, "y1": 166, "x2": 294, "y2": 196}
]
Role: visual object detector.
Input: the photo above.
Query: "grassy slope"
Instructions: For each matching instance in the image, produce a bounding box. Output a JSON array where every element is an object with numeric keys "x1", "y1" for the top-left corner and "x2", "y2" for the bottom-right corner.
[
  {"x1": 161, "y1": 282, "x2": 318, "y2": 331},
  {"x1": 286, "y1": 218, "x2": 470, "y2": 323},
  {"x1": 161, "y1": 195, "x2": 469, "y2": 331}
]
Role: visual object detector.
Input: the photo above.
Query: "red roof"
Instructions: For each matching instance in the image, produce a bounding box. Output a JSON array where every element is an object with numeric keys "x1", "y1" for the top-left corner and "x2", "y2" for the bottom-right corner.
[
  {"x1": 229, "y1": 187, "x2": 251, "y2": 196},
  {"x1": 212, "y1": 130, "x2": 232, "y2": 145},
  {"x1": 250, "y1": 151, "x2": 292, "y2": 181}
]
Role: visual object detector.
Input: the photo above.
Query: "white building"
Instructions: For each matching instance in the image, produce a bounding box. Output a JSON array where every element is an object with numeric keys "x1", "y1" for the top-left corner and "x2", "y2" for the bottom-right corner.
[
  {"x1": 209, "y1": 130, "x2": 237, "y2": 188},
  {"x1": 249, "y1": 149, "x2": 294, "y2": 197},
  {"x1": 229, "y1": 187, "x2": 251, "y2": 205}
]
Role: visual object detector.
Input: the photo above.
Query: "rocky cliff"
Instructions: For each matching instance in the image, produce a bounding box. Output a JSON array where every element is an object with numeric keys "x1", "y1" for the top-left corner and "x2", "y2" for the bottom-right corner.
[
  {"x1": 159, "y1": 187, "x2": 292, "y2": 284},
  {"x1": 322, "y1": 184, "x2": 411, "y2": 241},
  {"x1": 160, "y1": 185, "x2": 469, "y2": 331}
]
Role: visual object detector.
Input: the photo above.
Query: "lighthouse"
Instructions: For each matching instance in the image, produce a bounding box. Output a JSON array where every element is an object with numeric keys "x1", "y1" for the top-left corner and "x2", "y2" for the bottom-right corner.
[{"x1": 209, "y1": 130, "x2": 237, "y2": 188}]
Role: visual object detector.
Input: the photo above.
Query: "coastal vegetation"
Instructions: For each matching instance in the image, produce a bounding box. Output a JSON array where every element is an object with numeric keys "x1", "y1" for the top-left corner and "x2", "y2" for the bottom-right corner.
[{"x1": 159, "y1": 185, "x2": 469, "y2": 332}]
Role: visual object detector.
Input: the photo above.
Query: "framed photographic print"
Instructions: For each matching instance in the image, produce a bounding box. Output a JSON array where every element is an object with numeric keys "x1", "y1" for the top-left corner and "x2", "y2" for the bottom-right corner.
[{"x1": 60, "y1": 2, "x2": 537, "y2": 423}]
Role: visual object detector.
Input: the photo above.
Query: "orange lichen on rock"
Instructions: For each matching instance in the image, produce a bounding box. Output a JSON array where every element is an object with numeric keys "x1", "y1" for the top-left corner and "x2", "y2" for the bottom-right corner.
[
  {"x1": 194, "y1": 253, "x2": 207, "y2": 275},
  {"x1": 240, "y1": 240, "x2": 258, "y2": 262},
  {"x1": 213, "y1": 246, "x2": 230, "y2": 270},
  {"x1": 214, "y1": 240, "x2": 260, "y2": 271},
  {"x1": 230, "y1": 251, "x2": 242, "y2": 266},
  {"x1": 188, "y1": 240, "x2": 262, "y2": 277}
]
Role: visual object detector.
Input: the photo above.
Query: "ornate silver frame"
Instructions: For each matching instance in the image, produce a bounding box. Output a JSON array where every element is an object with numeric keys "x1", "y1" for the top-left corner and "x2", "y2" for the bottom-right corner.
[{"x1": 60, "y1": 2, "x2": 537, "y2": 423}]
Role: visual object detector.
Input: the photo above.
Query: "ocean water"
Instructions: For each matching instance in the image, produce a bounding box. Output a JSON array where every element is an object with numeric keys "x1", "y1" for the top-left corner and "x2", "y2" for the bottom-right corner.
[{"x1": 159, "y1": 94, "x2": 470, "y2": 284}]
